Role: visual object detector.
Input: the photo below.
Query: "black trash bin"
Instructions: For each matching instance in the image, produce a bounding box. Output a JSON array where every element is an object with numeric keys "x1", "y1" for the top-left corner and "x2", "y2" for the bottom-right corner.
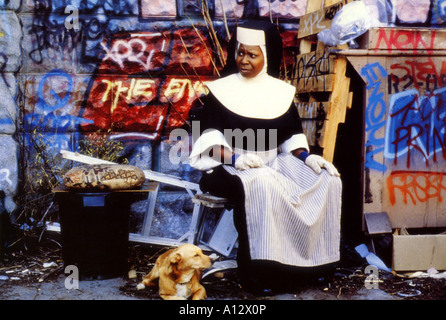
[{"x1": 56, "y1": 190, "x2": 132, "y2": 280}]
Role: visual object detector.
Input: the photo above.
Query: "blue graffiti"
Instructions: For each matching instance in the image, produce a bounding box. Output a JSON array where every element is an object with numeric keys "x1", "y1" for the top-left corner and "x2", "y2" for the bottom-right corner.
[
  {"x1": 361, "y1": 62, "x2": 388, "y2": 172},
  {"x1": 437, "y1": 0, "x2": 446, "y2": 21},
  {"x1": 38, "y1": 69, "x2": 72, "y2": 113},
  {"x1": 0, "y1": 117, "x2": 13, "y2": 125},
  {"x1": 384, "y1": 87, "x2": 446, "y2": 167},
  {"x1": 24, "y1": 69, "x2": 93, "y2": 133}
]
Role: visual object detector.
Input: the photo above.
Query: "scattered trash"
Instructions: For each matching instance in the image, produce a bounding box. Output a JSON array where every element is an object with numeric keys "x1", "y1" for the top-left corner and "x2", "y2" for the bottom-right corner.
[
  {"x1": 355, "y1": 243, "x2": 391, "y2": 272},
  {"x1": 202, "y1": 260, "x2": 237, "y2": 279},
  {"x1": 317, "y1": 1, "x2": 371, "y2": 47},
  {"x1": 408, "y1": 268, "x2": 446, "y2": 280},
  {"x1": 209, "y1": 253, "x2": 219, "y2": 261},
  {"x1": 408, "y1": 281, "x2": 416, "y2": 287},
  {"x1": 397, "y1": 289, "x2": 422, "y2": 298},
  {"x1": 317, "y1": 0, "x2": 392, "y2": 48},
  {"x1": 213, "y1": 272, "x2": 225, "y2": 278},
  {"x1": 1, "y1": 235, "x2": 445, "y2": 300},
  {"x1": 43, "y1": 262, "x2": 57, "y2": 268},
  {"x1": 45, "y1": 221, "x2": 61, "y2": 232},
  {"x1": 128, "y1": 269, "x2": 137, "y2": 279}
]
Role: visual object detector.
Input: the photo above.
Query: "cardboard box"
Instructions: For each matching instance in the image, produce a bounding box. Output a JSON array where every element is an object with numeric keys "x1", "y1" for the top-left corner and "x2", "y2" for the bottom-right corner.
[{"x1": 392, "y1": 234, "x2": 446, "y2": 272}]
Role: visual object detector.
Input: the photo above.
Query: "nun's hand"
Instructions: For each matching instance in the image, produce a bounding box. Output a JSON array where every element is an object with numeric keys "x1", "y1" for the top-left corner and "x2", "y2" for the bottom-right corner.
[
  {"x1": 235, "y1": 153, "x2": 264, "y2": 170},
  {"x1": 305, "y1": 155, "x2": 340, "y2": 176}
]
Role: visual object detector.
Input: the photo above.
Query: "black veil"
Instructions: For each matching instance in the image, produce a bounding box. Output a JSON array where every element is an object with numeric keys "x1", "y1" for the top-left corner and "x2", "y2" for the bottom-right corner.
[{"x1": 220, "y1": 20, "x2": 284, "y2": 79}]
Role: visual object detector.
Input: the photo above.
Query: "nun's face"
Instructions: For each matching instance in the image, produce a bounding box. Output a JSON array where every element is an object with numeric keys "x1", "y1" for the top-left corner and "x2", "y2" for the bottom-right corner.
[{"x1": 236, "y1": 44, "x2": 265, "y2": 78}]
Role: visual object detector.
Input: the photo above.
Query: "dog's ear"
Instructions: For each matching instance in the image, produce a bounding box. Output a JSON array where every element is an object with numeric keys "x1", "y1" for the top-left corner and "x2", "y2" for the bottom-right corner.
[{"x1": 170, "y1": 252, "x2": 182, "y2": 264}]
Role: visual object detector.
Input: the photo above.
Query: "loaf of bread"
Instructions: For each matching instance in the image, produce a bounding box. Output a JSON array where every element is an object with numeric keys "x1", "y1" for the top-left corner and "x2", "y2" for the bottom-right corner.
[{"x1": 63, "y1": 164, "x2": 145, "y2": 190}]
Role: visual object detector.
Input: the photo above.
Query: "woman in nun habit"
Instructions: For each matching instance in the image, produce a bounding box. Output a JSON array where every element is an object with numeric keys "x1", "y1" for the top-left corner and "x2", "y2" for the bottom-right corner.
[{"x1": 189, "y1": 21, "x2": 342, "y2": 293}]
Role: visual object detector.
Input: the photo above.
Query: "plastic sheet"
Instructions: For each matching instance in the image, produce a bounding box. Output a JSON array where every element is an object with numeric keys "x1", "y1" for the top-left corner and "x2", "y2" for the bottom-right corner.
[
  {"x1": 355, "y1": 243, "x2": 391, "y2": 272},
  {"x1": 317, "y1": 0, "x2": 391, "y2": 47}
]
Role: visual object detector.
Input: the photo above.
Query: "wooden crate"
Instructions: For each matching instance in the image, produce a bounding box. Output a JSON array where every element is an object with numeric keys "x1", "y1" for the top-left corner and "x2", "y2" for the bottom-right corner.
[
  {"x1": 335, "y1": 27, "x2": 446, "y2": 229},
  {"x1": 292, "y1": 0, "x2": 353, "y2": 161}
]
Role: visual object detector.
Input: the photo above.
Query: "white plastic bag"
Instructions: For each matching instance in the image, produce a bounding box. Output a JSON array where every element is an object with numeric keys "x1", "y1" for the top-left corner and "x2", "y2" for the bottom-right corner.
[{"x1": 317, "y1": 0, "x2": 380, "y2": 47}]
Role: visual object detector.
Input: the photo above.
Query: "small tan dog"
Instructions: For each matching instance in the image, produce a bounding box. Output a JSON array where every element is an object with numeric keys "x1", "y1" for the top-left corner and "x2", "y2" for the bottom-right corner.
[{"x1": 137, "y1": 244, "x2": 212, "y2": 300}]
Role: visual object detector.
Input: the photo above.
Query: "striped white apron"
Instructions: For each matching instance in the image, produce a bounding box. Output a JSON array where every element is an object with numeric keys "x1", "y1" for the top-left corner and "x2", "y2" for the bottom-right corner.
[{"x1": 223, "y1": 151, "x2": 342, "y2": 267}]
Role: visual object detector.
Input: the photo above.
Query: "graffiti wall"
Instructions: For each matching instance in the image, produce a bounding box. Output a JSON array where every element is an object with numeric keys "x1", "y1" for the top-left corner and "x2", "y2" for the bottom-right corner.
[
  {"x1": 1, "y1": 0, "x2": 445, "y2": 230},
  {"x1": 348, "y1": 27, "x2": 446, "y2": 228},
  {"x1": 0, "y1": 0, "x2": 306, "y2": 221}
]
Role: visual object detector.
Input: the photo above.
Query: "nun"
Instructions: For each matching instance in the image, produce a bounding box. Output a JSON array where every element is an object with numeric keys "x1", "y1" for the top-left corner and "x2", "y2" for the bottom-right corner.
[{"x1": 189, "y1": 21, "x2": 342, "y2": 293}]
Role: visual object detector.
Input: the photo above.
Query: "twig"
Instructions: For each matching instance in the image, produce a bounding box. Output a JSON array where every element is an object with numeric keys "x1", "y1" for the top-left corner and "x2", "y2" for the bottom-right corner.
[
  {"x1": 198, "y1": 0, "x2": 226, "y2": 68},
  {"x1": 188, "y1": 17, "x2": 221, "y2": 77},
  {"x1": 217, "y1": 0, "x2": 231, "y2": 40},
  {"x1": 0, "y1": 265, "x2": 22, "y2": 271},
  {"x1": 38, "y1": 265, "x2": 64, "y2": 283}
]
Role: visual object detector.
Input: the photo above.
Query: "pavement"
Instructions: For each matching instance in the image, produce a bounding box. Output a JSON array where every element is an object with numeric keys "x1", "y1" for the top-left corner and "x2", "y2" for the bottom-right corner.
[
  {"x1": 1, "y1": 254, "x2": 440, "y2": 318},
  {"x1": 0, "y1": 270, "x2": 399, "y2": 301}
]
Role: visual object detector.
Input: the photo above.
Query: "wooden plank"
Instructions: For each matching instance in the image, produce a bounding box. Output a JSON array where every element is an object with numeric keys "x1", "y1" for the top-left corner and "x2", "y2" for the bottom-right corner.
[
  {"x1": 298, "y1": 1, "x2": 346, "y2": 39},
  {"x1": 295, "y1": 0, "x2": 354, "y2": 160},
  {"x1": 346, "y1": 91, "x2": 353, "y2": 109},
  {"x1": 195, "y1": 193, "x2": 228, "y2": 204},
  {"x1": 296, "y1": 73, "x2": 334, "y2": 93},
  {"x1": 296, "y1": 100, "x2": 329, "y2": 119},
  {"x1": 298, "y1": 0, "x2": 322, "y2": 55},
  {"x1": 295, "y1": 51, "x2": 335, "y2": 78},
  {"x1": 321, "y1": 56, "x2": 350, "y2": 161},
  {"x1": 304, "y1": 0, "x2": 323, "y2": 13}
]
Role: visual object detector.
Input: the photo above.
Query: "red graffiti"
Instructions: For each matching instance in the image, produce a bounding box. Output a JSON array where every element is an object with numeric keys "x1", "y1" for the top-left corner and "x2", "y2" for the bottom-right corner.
[
  {"x1": 82, "y1": 28, "x2": 217, "y2": 136},
  {"x1": 389, "y1": 58, "x2": 446, "y2": 93},
  {"x1": 99, "y1": 28, "x2": 216, "y2": 76},
  {"x1": 81, "y1": 28, "x2": 298, "y2": 136},
  {"x1": 374, "y1": 28, "x2": 436, "y2": 54},
  {"x1": 387, "y1": 170, "x2": 446, "y2": 205},
  {"x1": 82, "y1": 75, "x2": 210, "y2": 135}
]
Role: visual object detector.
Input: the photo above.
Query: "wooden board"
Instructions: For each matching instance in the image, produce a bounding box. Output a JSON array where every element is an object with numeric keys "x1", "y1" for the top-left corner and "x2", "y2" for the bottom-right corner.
[
  {"x1": 345, "y1": 51, "x2": 446, "y2": 229},
  {"x1": 298, "y1": 1, "x2": 347, "y2": 39},
  {"x1": 296, "y1": 100, "x2": 330, "y2": 119},
  {"x1": 320, "y1": 55, "x2": 351, "y2": 160},
  {"x1": 295, "y1": 51, "x2": 336, "y2": 78},
  {"x1": 294, "y1": 0, "x2": 353, "y2": 161}
]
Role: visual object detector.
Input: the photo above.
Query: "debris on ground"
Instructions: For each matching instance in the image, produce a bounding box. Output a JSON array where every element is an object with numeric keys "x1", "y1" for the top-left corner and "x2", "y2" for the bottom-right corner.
[{"x1": 1, "y1": 230, "x2": 445, "y2": 300}]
